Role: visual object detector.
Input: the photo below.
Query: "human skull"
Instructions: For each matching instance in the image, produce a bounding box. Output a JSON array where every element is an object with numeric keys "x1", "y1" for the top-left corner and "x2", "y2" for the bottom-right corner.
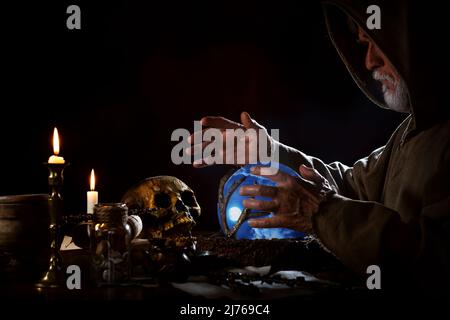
[{"x1": 121, "y1": 176, "x2": 201, "y2": 239}]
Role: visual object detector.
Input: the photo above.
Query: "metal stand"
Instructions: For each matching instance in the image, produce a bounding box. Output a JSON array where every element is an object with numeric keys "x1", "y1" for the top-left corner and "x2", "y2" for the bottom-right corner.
[{"x1": 36, "y1": 162, "x2": 68, "y2": 288}]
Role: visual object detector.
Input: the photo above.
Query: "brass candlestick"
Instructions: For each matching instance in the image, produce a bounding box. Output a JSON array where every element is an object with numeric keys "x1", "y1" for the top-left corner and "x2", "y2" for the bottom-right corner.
[{"x1": 36, "y1": 162, "x2": 69, "y2": 288}]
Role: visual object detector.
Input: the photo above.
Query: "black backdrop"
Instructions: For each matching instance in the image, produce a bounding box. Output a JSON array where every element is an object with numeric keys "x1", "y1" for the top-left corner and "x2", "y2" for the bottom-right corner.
[{"x1": 2, "y1": 1, "x2": 404, "y2": 231}]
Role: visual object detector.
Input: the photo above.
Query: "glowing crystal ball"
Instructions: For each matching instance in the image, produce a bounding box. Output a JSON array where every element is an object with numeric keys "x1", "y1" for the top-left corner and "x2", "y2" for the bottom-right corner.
[{"x1": 218, "y1": 163, "x2": 306, "y2": 240}]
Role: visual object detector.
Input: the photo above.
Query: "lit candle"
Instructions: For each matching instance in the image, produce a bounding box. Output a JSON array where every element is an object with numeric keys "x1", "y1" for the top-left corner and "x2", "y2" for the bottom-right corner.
[
  {"x1": 87, "y1": 169, "x2": 99, "y2": 214},
  {"x1": 48, "y1": 128, "x2": 65, "y2": 164}
]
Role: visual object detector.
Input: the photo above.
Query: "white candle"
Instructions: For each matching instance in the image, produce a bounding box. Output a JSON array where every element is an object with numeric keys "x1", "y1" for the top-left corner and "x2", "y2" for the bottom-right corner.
[
  {"x1": 87, "y1": 169, "x2": 98, "y2": 214},
  {"x1": 48, "y1": 128, "x2": 65, "y2": 164}
]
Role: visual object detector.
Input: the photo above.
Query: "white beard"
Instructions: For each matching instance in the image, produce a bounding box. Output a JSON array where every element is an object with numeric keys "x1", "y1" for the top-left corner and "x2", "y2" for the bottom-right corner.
[{"x1": 372, "y1": 70, "x2": 410, "y2": 113}]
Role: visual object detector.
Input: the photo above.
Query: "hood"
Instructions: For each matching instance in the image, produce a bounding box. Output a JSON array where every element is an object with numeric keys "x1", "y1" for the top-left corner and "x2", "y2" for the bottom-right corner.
[{"x1": 322, "y1": 0, "x2": 450, "y2": 130}]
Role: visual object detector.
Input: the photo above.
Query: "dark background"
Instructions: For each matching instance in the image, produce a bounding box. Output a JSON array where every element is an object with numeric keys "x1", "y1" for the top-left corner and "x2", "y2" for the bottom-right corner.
[{"x1": 2, "y1": 1, "x2": 404, "y2": 230}]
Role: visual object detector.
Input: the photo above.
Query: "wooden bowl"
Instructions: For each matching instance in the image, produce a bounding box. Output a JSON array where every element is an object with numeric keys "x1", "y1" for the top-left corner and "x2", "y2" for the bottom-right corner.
[{"x1": 0, "y1": 194, "x2": 50, "y2": 283}]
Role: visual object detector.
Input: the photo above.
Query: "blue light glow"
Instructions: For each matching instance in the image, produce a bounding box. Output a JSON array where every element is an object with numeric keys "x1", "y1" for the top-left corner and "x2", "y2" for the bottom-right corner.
[
  {"x1": 228, "y1": 206, "x2": 242, "y2": 222},
  {"x1": 218, "y1": 163, "x2": 306, "y2": 240}
]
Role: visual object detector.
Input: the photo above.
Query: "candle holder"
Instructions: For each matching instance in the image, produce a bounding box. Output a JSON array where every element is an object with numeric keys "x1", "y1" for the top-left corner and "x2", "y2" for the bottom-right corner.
[{"x1": 36, "y1": 162, "x2": 69, "y2": 288}]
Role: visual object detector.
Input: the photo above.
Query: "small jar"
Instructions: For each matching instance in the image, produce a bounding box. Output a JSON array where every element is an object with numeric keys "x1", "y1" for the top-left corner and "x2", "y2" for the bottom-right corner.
[{"x1": 91, "y1": 203, "x2": 131, "y2": 286}]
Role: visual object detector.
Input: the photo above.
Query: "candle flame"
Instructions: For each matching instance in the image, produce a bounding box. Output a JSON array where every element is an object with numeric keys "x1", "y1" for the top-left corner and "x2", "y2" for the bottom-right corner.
[
  {"x1": 90, "y1": 169, "x2": 96, "y2": 191},
  {"x1": 53, "y1": 127, "x2": 60, "y2": 155}
]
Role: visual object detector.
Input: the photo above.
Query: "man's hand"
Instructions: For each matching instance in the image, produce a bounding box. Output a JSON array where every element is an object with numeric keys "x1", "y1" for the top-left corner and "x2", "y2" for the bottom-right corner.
[
  {"x1": 240, "y1": 165, "x2": 333, "y2": 233},
  {"x1": 186, "y1": 112, "x2": 272, "y2": 168}
]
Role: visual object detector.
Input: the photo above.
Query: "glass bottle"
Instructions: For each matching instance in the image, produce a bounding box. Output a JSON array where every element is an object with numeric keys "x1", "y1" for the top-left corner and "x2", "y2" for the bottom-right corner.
[{"x1": 91, "y1": 203, "x2": 131, "y2": 286}]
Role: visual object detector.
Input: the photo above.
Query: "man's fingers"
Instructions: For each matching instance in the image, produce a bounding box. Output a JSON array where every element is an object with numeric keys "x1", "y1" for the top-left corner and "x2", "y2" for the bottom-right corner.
[
  {"x1": 250, "y1": 166, "x2": 288, "y2": 183},
  {"x1": 187, "y1": 129, "x2": 204, "y2": 144},
  {"x1": 248, "y1": 215, "x2": 287, "y2": 228},
  {"x1": 240, "y1": 112, "x2": 254, "y2": 129},
  {"x1": 201, "y1": 116, "x2": 242, "y2": 129},
  {"x1": 240, "y1": 111, "x2": 263, "y2": 130},
  {"x1": 239, "y1": 185, "x2": 278, "y2": 198},
  {"x1": 243, "y1": 198, "x2": 279, "y2": 212},
  {"x1": 192, "y1": 161, "x2": 209, "y2": 168},
  {"x1": 299, "y1": 165, "x2": 325, "y2": 183},
  {"x1": 200, "y1": 149, "x2": 226, "y2": 166},
  {"x1": 185, "y1": 141, "x2": 210, "y2": 156}
]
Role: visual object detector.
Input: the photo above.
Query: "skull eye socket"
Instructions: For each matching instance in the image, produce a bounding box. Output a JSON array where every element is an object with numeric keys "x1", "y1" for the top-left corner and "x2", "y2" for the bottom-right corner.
[
  {"x1": 181, "y1": 190, "x2": 196, "y2": 207},
  {"x1": 154, "y1": 192, "x2": 171, "y2": 209}
]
